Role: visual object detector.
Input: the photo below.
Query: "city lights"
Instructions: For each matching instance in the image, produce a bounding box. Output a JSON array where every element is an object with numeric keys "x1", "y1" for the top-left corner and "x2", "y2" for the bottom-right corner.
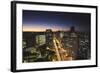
[{"x1": 22, "y1": 10, "x2": 91, "y2": 63}]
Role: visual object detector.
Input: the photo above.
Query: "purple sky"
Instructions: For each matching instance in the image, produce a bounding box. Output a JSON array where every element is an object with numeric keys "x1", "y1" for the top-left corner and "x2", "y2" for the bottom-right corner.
[{"x1": 23, "y1": 10, "x2": 91, "y2": 32}]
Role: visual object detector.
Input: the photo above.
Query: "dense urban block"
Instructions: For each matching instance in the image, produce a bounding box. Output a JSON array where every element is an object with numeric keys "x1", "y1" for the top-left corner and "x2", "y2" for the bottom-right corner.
[{"x1": 22, "y1": 27, "x2": 90, "y2": 62}]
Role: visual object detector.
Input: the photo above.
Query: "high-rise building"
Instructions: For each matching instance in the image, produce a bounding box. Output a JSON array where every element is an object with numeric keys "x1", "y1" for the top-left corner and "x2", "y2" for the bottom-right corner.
[
  {"x1": 36, "y1": 35, "x2": 46, "y2": 46},
  {"x1": 62, "y1": 27, "x2": 79, "y2": 59},
  {"x1": 46, "y1": 29, "x2": 54, "y2": 49},
  {"x1": 77, "y1": 32, "x2": 90, "y2": 59}
]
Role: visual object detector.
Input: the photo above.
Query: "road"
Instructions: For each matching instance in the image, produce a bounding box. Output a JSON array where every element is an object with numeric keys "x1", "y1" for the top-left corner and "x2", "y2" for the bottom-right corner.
[{"x1": 53, "y1": 35, "x2": 71, "y2": 61}]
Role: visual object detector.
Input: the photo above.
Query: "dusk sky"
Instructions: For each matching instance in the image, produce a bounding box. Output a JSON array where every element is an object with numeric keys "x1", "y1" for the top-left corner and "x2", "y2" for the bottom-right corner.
[{"x1": 22, "y1": 10, "x2": 91, "y2": 32}]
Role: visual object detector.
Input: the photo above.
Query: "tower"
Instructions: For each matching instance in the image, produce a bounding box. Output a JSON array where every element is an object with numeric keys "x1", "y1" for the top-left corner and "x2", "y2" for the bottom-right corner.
[
  {"x1": 70, "y1": 26, "x2": 75, "y2": 32},
  {"x1": 46, "y1": 29, "x2": 54, "y2": 49}
]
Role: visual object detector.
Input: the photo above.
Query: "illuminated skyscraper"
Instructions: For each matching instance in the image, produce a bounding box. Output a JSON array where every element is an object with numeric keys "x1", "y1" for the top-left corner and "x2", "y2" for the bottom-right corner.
[
  {"x1": 62, "y1": 26, "x2": 79, "y2": 59},
  {"x1": 46, "y1": 29, "x2": 54, "y2": 49}
]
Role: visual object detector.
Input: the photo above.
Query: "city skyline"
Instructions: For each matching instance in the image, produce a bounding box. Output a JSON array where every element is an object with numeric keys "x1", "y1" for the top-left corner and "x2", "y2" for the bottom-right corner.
[{"x1": 23, "y1": 10, "x2": 91, "y2": 32}]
